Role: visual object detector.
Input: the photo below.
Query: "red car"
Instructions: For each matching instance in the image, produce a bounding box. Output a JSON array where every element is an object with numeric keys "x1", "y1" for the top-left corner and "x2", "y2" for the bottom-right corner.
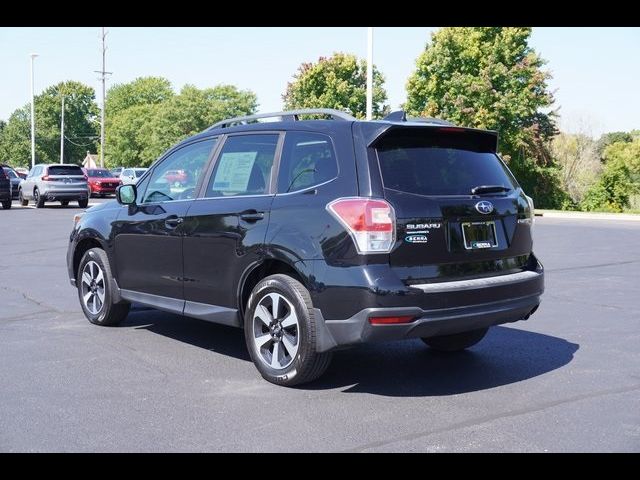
[
  {"x1": 83, "y1": 168, "x2": 122, "y2": 197},
  {"x1": 164, "y1": 169, "x2": 189, "y2": 186}
]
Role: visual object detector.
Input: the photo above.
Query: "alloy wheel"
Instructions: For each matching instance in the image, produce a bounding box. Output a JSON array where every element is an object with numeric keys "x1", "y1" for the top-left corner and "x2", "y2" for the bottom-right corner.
[
  {"x1": 81, "y1": 260, "x2": 105, "y2": 315},
  {"x1": 252, "y1": 292, "x2": 299, "y2": 370}
]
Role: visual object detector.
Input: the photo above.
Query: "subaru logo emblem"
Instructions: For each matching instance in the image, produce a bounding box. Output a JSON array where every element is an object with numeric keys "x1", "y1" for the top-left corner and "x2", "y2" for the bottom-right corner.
[{"x1": 475, "y1": 201, "x2": 494, "y2": 214}]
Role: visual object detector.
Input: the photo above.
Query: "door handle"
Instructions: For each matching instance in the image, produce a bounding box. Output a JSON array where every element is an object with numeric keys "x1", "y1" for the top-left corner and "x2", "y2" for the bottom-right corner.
[
  {"x1": 165, "y1": 216, "x2": 184, "y2": 229},
  {"x1": 240, "y1": 210, "x2": 265, "y2": 222}
]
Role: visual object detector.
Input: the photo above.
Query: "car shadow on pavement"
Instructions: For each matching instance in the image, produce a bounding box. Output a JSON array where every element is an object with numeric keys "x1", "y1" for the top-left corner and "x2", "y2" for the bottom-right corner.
[
  {"x1": 123, "y1": 307, "x2": 252, "y2": 362},
  {"x1": 310, "y1": 326, "x2": 579, "y2": 396},
  {"x1": 121, "y1": 308, "x2": 578, "y2": 397}
]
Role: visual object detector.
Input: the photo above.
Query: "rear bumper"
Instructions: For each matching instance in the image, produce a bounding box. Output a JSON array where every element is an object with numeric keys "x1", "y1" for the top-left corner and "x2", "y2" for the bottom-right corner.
[
  {"x1": 309, "y1": 258, "x2": 544, "y2": 352},
  {"x1": 314, "y1": 292, "x2": 541, "y2": 352},
  {"x1": 41, "y1": 190, "x2": 88, "y2": 201}
]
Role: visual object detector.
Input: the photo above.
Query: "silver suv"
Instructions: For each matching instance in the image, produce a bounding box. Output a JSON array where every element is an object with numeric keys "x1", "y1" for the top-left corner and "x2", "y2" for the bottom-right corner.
[{"x1": 19, "y1": 164, "x2": 90, "y2": 208}]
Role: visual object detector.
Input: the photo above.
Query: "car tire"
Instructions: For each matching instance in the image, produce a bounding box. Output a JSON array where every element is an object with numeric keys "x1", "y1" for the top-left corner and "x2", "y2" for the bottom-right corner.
[
  {"x1": 18, "y1": 189, "x2": 28, "y2": 206},
  {"x1": 34, "y1": 189, "x2": 45, "y2": 208},
  {"x1": 77, "y1": 248, "x2": 130, "y2": 326},
  {"x1": 78, "y1": 198, "x2": 89, "y2": 208},
  {"x1": 1, "y1": 199, "x2": 11, "y2": 209},
  {"x1": 421, "y1": 327, "x2": 489, "y2": 352},
  {"x1": 19, "y1": 189, "x2": 28, "y2": 206},
  {"x1": 244, "y1": 274, "x2": 333, "y2": 387},
  {"x1": 61, "y1": 200, "x2": 69, "y2": 207}
]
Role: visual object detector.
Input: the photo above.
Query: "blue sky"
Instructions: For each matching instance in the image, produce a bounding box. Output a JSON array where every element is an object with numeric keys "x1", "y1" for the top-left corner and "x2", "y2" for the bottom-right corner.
[{"x1": 0, "y1": 27, "x2": 638, "y2": 136}]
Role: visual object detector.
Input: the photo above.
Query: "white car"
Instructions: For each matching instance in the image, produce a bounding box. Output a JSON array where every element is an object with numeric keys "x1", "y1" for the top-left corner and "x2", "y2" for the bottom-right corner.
[{"x1": 120, "y1": 168, "x2": 148, "y2": 185}]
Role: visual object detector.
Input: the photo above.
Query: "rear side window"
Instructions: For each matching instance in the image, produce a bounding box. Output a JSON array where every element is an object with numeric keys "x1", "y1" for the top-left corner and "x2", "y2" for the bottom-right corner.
[
  {"x1": 206, "y1": 134, "x2": 279, "y2": 197},
  {"x1": 277, "y1": 132, "x2": 338, "y2": 193},
  {"x1": 376, "y1": 133, "x2": 516, "y2": 196},
  {"x1": 48, "y1": 165, "x2": 84, "y2": 176}
]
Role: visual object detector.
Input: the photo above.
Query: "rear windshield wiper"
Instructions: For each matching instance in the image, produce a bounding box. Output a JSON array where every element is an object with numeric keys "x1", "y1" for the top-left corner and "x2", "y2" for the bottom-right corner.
[{"x1": 471, "y1": 185, "x2": 511, "y2": 195}]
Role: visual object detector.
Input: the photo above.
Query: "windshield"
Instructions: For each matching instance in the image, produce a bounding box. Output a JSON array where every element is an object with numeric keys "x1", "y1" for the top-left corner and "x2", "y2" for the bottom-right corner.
[
  {"x1": 376, "y1": 138, "x2": 516, "y2": 196},
  {"x1": 87, "y1": 169, "x2": 112, "y2": 177}
]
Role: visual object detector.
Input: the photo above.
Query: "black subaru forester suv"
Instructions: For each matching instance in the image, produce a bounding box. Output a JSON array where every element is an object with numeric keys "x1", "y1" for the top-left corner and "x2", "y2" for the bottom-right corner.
[{"x1": 67, "y1": 109, "x2": 544, "y2": 386}]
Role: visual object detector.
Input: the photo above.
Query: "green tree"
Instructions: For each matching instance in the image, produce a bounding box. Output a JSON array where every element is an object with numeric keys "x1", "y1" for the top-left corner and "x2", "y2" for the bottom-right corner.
[
  {"x1": 405, "y1": 28, "x2": 564, "y2": 207},
  {"x1": 551, "y1": 132, "x2": 600, "y2": 204},
  {"x1": 581, "y1": 140, "x2": 640, "y2": 212},
  {"x1": 596, "y1": 131, "x2": 632, "y2": 159},
  {"x1": 139, "y1": 84, "x2": 258, "y2": 165},
  {"x1": 106, "y1": 76, "x2": 174, "y2": 117},
  {"x1": 105, "y1": 80, "x2": 258, "y2": 168},
  {"x1": 0, "y1": 81, "x2": 98, "y2": 167},
  {"x1": 283, "y1": 52, "x2": 388, "y2": 119}
]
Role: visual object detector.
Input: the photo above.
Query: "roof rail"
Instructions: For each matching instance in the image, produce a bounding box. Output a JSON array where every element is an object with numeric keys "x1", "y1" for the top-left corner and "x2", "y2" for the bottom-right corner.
[
  {"x1": 206, "y1": 108, "x2": 356, "y2": 131},
  {"x1": 383, "y1": 110, "x2": 453, "y2": 126}
]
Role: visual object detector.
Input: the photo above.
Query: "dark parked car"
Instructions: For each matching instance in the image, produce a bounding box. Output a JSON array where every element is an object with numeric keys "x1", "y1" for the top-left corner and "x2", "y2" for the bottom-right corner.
[
  {"x1": 67, "y1": 109, "x2": 544, "y2": 386},
  {"x1": 0, "y1": 166, "x2": 12, "y2": 209},
  {"x1": 1, "y1": 164, "x2": 22, "y2": 200}
]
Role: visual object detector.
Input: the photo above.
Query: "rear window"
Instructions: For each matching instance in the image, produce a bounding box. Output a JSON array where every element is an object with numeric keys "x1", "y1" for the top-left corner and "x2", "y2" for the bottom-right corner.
[
  {"x1": 376, "y1": 135, "x2": 517, "y2": 196},
  {"x1": 48, "y1": 165, "x2": 84, "y2": 176}
]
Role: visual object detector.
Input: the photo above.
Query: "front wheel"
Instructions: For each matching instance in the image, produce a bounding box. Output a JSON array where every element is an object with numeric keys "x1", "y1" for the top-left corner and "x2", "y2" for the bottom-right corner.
[
  {"x1": 244, "y1": 274, "x2": 332, "y2": 387},
  {"x1": 77, "y1": 248, "x2": 130, "y2": 326},
  {"x1": 421, "y1": 328, "x2": 489, "y2": 352},
  {"x1": 1, "y1": 199, "x2": 11, "y2": 209}
]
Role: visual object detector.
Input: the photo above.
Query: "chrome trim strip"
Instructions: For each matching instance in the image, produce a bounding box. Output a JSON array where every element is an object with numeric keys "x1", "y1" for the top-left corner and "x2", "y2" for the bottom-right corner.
[{"x1": 409, "y1": 270, "x2": 540, "y2": 293}]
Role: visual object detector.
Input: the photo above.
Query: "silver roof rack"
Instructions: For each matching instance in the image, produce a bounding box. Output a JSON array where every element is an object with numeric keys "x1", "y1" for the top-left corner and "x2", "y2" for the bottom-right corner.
[{"x1": 206, "y1": 108, "x2": 356, "y2": 131}]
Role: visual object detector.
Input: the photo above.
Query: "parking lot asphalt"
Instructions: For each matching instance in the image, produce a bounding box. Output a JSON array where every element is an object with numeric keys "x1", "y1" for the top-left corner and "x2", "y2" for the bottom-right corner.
[{"x1": 1, "y1": 199, "x2": 639, "y2": 452}]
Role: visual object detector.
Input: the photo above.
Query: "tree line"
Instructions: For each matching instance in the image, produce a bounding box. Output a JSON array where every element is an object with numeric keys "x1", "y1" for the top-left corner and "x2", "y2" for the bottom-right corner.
[{"x1": 0, "y1": 27, "x2": 637, "y2": 212}]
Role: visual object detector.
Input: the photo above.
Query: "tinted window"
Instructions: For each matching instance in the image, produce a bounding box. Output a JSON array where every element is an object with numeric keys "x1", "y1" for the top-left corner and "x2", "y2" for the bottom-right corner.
[
  {"x1": 134, "y1": 169, "x2": 147, "y2": 178},
  {"x1": 4, "y1": 168, "x2": 17, "y2": 178},
  {"x1": 376, "y1": 138, "x2": 516, "y2": 196},
  {"x1": 142, "y1": 139, "x2": 216, "y2": 203},
  {"x1": 277, "y1": 132, "x2": 337, "y2": 193},
  {"x1": 48, "y1": 165, "x2": 84, "y2": 176},
  {"x1": 87, "y1": 169, "x2": 111, "y2": 177},
  {"x1": 206, "y1": 134, "x2": 278, "y2": 197}
]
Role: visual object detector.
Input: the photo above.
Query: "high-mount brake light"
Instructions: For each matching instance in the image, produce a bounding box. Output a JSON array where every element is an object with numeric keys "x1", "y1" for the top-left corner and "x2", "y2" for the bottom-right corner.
[{"x1": 326, "y1": 197, "x2": 395, "y2": 254}]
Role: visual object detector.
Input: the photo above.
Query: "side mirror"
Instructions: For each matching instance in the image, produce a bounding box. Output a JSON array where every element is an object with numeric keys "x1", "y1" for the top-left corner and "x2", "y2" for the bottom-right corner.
[{"x1": 116, "y1": 184, "x2": 137, "y2": 205}]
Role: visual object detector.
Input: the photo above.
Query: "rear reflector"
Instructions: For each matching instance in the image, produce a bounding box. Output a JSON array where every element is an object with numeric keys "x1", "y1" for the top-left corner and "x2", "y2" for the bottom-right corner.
[
  {"x1": 369, "y1": 315, "x2": 415, "y2": 325},
  {"x1": 326, "y1": 197, "x2": 395, "y2": 254}
]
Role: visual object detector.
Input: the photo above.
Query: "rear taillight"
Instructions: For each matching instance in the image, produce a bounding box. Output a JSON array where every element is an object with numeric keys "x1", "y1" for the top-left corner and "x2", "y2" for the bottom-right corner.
[
  {"x1": 327, "y1": 197, "x2": 395, "y2": 254},
  {"x1": 369, "y1": 315, "x2": 415, "y2": 325},
  {"x1": 83, "y1": 175, "x2": 88, "y2": 181},
  {"x1": 41, "y1": 175, "x2": 51, "y2": 181}
]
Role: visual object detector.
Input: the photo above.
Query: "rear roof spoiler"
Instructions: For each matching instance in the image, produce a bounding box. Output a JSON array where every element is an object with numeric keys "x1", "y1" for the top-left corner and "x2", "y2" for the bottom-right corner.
[{"x1": 360, "y1": 112, "x2": 499, "y2": 153}]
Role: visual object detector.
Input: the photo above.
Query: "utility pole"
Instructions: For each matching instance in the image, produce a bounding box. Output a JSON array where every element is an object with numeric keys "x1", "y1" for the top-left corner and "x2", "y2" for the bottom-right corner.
[
  {"x1": 366, "y1": 27, "x2": 373, "y2": 121},
  {"x1": 60, "y1": 95, "x2": 65, "y2": 164},
  {"x1": 29, "y1": 53, "x2": 39, "y2": 169},
  {"x1": 94, "y1": 27, "x2": 112, "y2": 168}
]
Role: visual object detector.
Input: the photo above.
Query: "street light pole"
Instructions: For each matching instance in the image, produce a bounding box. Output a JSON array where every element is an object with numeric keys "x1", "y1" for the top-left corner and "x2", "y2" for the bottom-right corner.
[
  {"x1": 29, "y1": 53, "x2": 39, "y2": 169},
  {"x1": 60, "y1": 95, "x2": 65, "y2": 164},
  {"x1": 366, "y1": 27, "x2": 373, "y2": 121},
  {"x1": 94, "y1": 27, "x2": 112, "y2": 168}
]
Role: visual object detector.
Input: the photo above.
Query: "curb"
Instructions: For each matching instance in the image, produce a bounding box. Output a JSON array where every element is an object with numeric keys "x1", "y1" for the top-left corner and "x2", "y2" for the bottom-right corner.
[{"x1": 535, "y1": 210, "x2": 640, "y2": 222}]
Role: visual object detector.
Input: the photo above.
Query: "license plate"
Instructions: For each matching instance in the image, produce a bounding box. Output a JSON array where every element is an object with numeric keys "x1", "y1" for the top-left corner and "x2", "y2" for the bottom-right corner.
[{"x1": 461, "y1": 221, "x2": 497, "y2": 250}]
